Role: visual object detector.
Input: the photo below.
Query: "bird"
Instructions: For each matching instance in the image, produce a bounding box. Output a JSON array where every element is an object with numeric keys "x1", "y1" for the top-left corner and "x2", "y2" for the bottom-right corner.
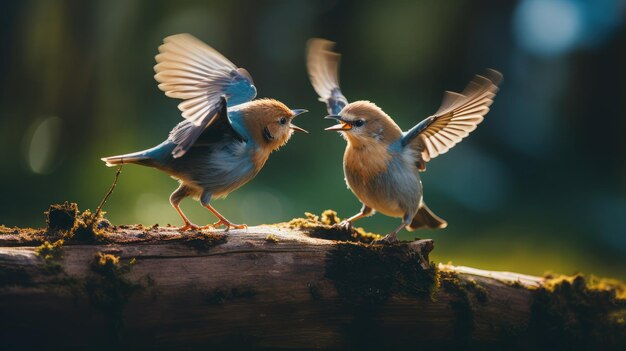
[
  {"x1": 101, "y1": 34, "x2": 308, "y2": 231},
  {"x1": 306, "y1": 38, "x2": 502, "y2": 243}
]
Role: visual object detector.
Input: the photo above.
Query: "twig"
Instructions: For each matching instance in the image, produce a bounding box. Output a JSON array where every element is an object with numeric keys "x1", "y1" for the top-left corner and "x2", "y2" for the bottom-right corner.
[{"x1": 94, "y1": 165, "x2": 123, "y2": 219}]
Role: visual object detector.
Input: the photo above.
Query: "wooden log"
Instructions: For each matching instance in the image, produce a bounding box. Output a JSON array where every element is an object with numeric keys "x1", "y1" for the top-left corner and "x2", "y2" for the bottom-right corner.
[{"x1": 0, "y1": 221, "x2": 625, "y2": 350}]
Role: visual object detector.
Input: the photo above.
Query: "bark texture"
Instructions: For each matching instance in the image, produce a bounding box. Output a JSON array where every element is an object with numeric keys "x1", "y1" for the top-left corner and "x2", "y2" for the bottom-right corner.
[{"x1": 0, "y1": 223, "x2": 624, "y2": 351}]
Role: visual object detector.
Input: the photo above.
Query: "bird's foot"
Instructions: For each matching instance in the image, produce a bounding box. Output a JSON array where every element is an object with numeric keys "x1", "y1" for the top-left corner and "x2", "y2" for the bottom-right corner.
[
  {"x1": 179, "y1": 222, "x2": 202, "y2": 231},
  {"x1": 372, "y1": 233, "x2": 399, "y2": 245},
  {"x1": 212, "y1": 219, "x2": 247, "y2": 231},
  {"x1": 334, "y1": 220, "x2": 353, "y2": 231}
]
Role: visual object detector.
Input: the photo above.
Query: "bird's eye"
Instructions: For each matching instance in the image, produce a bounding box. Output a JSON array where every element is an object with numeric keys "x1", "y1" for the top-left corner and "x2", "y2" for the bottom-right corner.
[
  {"x1": 354, "y1": 119, "x2": 365, "y2": 127},
  {"x1": 279, "y1": 117, "x2": 287, "y2": 125}
]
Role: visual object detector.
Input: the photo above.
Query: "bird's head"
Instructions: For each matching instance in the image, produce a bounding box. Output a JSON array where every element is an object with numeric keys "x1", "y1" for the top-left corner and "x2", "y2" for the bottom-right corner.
[
  {"x1": 243, "y1": 99, "x2": 308, "y2": 151},
  {"x1": 324, "y1": 101, "x2": 401, "y2": 147}
]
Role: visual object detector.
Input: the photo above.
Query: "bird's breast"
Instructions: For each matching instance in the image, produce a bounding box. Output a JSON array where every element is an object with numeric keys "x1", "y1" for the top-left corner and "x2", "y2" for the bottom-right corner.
[
  {"x1": 168, "y1": 140, "x2": 264, "y2": 197},
  {"x1": 344, "y1": 146, "x2": 422, "y2": 217},
  {"x1": 251, "y1": 147, "x2": 271, "y2": 172},
  {"x1": 343, "y1": 143, "x2": 392, "y2": 183}
]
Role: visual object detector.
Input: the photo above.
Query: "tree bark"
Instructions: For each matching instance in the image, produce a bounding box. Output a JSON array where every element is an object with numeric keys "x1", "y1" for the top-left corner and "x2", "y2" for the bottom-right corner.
[{"x1": 0, "y1": 224, "x2": 624, "y2": 350}]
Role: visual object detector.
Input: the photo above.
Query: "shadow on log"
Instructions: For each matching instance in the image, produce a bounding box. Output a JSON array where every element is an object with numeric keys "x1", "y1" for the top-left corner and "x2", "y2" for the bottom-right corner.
[{"x1": 1, "y1": 208, "x2": 625, "y2": 350}]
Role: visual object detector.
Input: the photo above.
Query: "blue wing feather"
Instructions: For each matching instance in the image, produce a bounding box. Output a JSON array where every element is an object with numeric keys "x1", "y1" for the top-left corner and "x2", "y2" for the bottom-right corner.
[
  {"x1": 307, "y1": 39, "x2": 349, "y2": 116},
  {"x1": 401, "y1": 116, "x2": 436, "y2": 147},
  {"x1": 168, "y1": 96, "x2": 248, "y2": 157},
  {"x1": 225, "y1": 68, "x2": 257, "y2": 106},
  {"x1": 328, "y1": 88, "x2": 348, "y2": 115},
  {"x1": 154, "y1": 34, "x2": 257, "y2": 158}
]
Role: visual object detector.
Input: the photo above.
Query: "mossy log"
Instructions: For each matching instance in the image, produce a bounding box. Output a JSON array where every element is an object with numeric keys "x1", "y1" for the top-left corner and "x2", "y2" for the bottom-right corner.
[{"x1": 1, "y1": 222, "x2": 625, "y2": 351}]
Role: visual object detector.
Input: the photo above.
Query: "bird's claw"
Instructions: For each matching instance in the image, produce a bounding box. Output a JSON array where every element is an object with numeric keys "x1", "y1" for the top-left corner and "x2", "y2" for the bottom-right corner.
[
  {"x1": 179, "y1": 223, "x2": 202, "y2": 231},
  {"x1": 372, "y1": 234, "x2": 399, "y2": 245},
  {"x1": 212, "y1": 219, "x2": 247, "y2": 231},
  {"x1": 334, "y1": 220, "x2": 352, "y2": 231}
]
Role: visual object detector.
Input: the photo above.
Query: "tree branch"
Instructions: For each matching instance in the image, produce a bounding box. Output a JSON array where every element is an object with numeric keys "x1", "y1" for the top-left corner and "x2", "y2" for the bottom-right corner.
[{"x1": 0, "y1": 221, "x2": 624, "y2": 350}]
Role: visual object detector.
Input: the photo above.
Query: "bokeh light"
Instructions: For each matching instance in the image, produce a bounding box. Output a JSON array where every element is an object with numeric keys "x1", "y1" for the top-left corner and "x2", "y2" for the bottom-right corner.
[
  {"x1": 514, "y1": 0, "x2": 583, "y2": 57},
  {"x1": 23, "y1": 116, "x2": 63, "y2": 174}
]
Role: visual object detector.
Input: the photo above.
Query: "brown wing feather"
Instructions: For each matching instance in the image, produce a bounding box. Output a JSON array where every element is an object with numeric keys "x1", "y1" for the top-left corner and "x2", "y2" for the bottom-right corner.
[
  {"x1": 406, "y1": 69, "x2": 502, "y2": 162},
  {"x1": 306, "y1": 39, "x2": 348, "y2": 115}
]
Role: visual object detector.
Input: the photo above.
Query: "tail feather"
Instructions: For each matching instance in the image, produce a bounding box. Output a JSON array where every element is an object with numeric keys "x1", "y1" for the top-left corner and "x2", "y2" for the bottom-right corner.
[
  {"x1": 101, "y1": 151, "x2": 151, "y2": 167},
  {"x1": 407, "y1": 203, "x2": 448, "y2": 231},
  {"x1": 101, "y1": 141, "x2": 175, "y2": 167}
]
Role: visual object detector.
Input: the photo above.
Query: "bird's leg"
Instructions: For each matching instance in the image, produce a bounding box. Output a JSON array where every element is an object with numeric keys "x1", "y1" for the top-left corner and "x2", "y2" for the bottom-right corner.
[
  {"x1": 205, "y1": 204, "x2": 247, "y2": 231},
  {"x1": 338, "y1": 204, "x2": 373, "y2": 230},
  {"x1": 378, "y1": 223, "x2": 404, "y2": 243},
  {"x1": 174, "y1": 204, "x2": 201, "y2": 231},
  {"x1": 374, "y1": 214, "x2": 412, "y2": 244},
  {"x1": 170, "y1": 185, "x2": 200, "y2": 231}
]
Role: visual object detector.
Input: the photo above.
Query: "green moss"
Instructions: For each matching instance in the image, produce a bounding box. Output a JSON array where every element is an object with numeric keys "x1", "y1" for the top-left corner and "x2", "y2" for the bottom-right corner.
[
  {"x1": 35, "y1": 239, "x2": 64, "y2": 261},
  {"x1": 320, "y1": 210, "x2": 340, "y2": 225},
  {"x1": 44, "y1": 202, "x2": 109, "y2": 242},
  {"x1": 32, "y1": 240, "x2": 78, "y2": 290},
  {"x1": 204, "y1": 286, "x2": 257, "y2": 306},
  {"x1": 35, "y1": 239, "x2": 65, "y2": 274},
  {"x1": 85, "y1": 252, "x2": 140, "y2": 338},
  {"x1": 472, "y1": 282, "x2": 488, "y2": 303},
  {"x1": 508, "y1": 280, "x2": 525, "y2": 289},
  {"x1": 439, "y1": 271, "x2": 489, "y2": 347},
  {"x1": 25, "y1": 250, "x2": 143, "y2": 342},
  {"x1": 45, "y1": 202, "x2": 79, "y2": 233},
  {"x1": 72, "y1": 209, "x2": 107, "y2": 241},
  {"x1": 325, "y1": 242, "x2": 438, "y2": 304},
  {"x1": 528, "y1": 274, "x2": 626, "y2": 350},
  {"x1": 176, "y1": 231, "x2": 227, "y2": 251},
  {"x1": 323, "y1": 241, "x2": 437, "y2": 350},
  {"x1": 0, "y1": 224, "x2": 14, "y2": 234},
  {"x1": 543, "y1": 274, "x2": 626, "y2": 299},
  {"x1": 265, "y1": 233, "x2": 279, "y2": 243},
  {"x1": 283, "y1": 210, "x2": 381, "y2": 243},
  {"x1": 87, "y1": 252, "x2": 139, "y2": 308}
]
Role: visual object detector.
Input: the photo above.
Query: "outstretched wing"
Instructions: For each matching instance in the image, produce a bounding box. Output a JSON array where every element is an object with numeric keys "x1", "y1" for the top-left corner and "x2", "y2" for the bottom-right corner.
[
  {"x1": 168, "y1": 96, "x2": 245, "y2": 151},
  {"x1": 306, "y1": 39, "x2": 348, "y2": 115},
  {"x1": 154, "y1": 33, "x2": 256, "y2": 158},
  {"x1": 402, "y1": 69, "x2": 502, "y2": 163}
]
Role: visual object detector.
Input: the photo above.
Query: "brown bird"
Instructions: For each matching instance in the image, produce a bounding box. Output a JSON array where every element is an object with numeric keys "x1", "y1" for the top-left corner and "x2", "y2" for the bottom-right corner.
[{"x1": 307, "y1": 38, "x2": 502, "y2": 243}]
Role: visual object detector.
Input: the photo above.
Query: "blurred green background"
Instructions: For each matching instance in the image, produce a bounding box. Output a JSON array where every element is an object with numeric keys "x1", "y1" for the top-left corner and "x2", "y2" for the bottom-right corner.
[{"x1": 1, "y1": 0, "x2": 625, "y2": 279}]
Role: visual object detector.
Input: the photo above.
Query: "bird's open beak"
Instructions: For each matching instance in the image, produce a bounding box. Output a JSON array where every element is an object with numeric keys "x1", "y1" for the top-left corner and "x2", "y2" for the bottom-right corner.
[
  {"x1": 324, "y1": 115, "x2": 352, "y2": 131},
  {"x1": 289, "y1": 109, "x2": 308, "y2": 133},
  {"x1": 290, "y1": 124, "x2": 308, "y2": 133}
]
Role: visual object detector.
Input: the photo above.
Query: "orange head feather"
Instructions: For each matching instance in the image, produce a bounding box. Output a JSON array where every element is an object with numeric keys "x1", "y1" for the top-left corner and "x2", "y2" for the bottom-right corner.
[
  {"x1": 241, "y1": 99, "x2": 307, "y2": 151},
  {"x1": 327, "y1": 101, "x2": 402, "y2": 148}
]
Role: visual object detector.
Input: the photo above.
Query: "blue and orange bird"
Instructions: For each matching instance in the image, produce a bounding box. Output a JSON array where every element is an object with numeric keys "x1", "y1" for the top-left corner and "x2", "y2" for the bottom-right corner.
[
  {"x1": 102, "y1": 34, "x2": 308, "y2": 231},
  {"x1": 307, "y1": 39, "x2": 502, "y2": 243}
]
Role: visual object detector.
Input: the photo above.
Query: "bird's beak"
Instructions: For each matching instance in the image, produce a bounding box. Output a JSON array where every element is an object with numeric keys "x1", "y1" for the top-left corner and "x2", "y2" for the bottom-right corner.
[
  {"x1": 324, "y1": 115, "x2": 352, "y2": 131},
  {"x1": 289, "y1": 109, "x2": 308, "y2": 133},
  {"x1": 290, "y1": 124, "x2": 308, "y2": 133},
  {"x1": 291, "y1": 109, "x2": 308, "y2": 117}
]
